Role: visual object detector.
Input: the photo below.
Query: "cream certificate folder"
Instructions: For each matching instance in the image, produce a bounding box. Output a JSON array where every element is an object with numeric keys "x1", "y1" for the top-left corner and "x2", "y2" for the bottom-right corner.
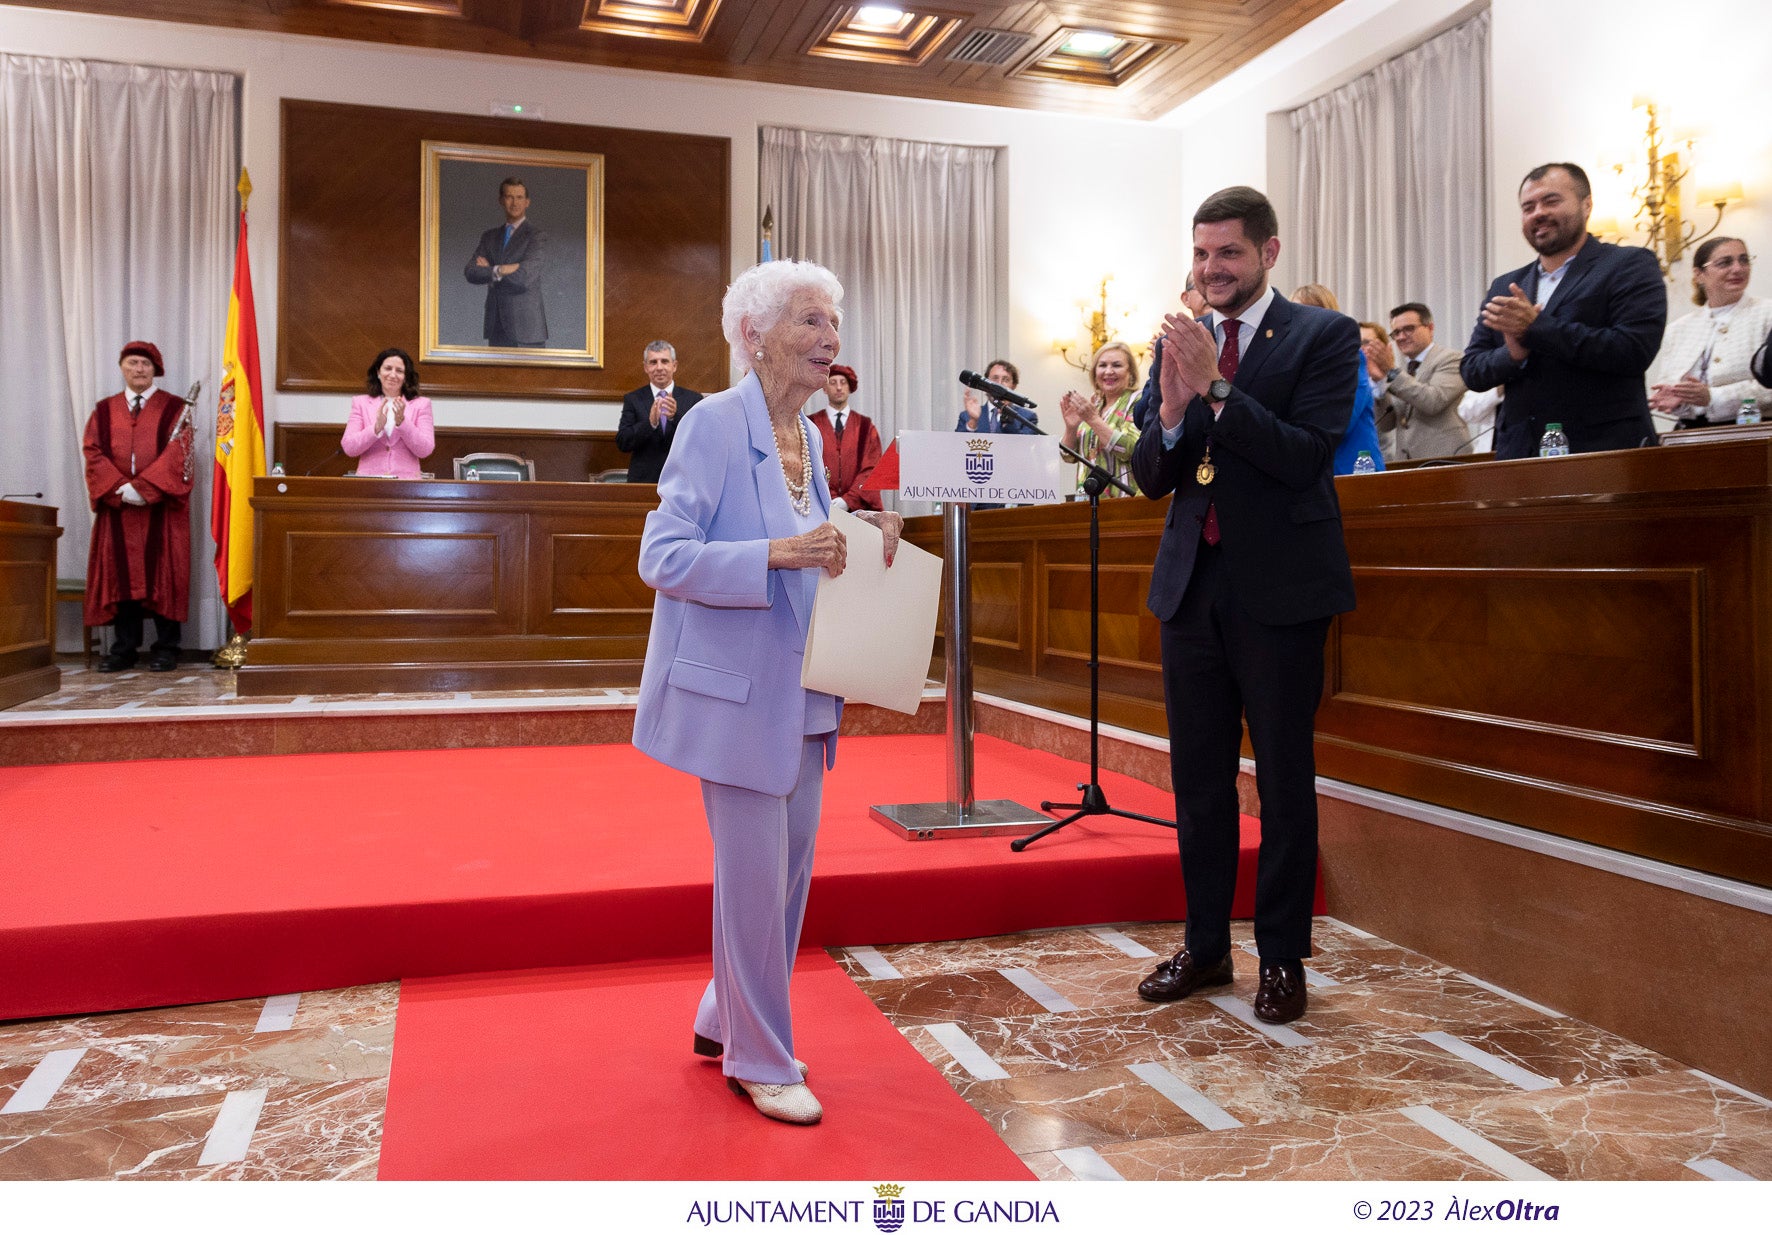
[{"x1": 801, "y1": 508, "x2": 942, "y2": 715}]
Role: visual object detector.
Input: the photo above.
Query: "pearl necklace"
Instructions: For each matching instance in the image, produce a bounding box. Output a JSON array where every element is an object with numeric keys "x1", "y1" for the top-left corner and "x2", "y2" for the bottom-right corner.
[{"x1": 779, "y1": 418, "x2": 812, "y2": 516}]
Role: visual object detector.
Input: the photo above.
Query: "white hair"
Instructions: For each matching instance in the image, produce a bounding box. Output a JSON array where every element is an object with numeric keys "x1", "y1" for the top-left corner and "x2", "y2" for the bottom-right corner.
[{"x1": 721, "y1": 260, "x2": 844, "y2": 375}]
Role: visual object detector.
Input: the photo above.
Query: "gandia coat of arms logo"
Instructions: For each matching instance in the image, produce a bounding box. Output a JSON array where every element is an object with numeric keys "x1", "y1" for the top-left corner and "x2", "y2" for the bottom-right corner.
[
  {"x1": 964, "y1": 437, "x2": 994, "y2": 485},
  {"x1": 872, "y1": 1183, "x2": 905, "y2": 1233}
]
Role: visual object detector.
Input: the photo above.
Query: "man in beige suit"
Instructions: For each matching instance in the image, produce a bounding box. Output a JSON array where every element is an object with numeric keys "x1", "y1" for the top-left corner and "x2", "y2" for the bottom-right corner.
[{"x1": 1369, "y1": 302, "x2": 1470, "y2": 460}]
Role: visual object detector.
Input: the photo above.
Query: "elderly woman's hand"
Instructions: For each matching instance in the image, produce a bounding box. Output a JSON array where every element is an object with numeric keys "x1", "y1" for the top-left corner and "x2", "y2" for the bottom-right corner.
[
  {"x1": 769, "y1": 523, "x2": 848, "y2": 576},
  {"x1": 853, "y1": 510, "x2": 903, "y2": 567}
]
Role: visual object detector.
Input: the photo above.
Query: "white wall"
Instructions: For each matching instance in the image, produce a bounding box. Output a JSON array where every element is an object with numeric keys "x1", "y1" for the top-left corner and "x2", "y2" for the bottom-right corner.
[
  {"x1": 0, "y1": 6, "x2": 1188, "y2": 436},
  {"x1": 1164, "y1": 0, "x2": 1772, "y2": 330},
  {"x1": 1488, "y1": 0, "x2": 1770, "y2": 298}
]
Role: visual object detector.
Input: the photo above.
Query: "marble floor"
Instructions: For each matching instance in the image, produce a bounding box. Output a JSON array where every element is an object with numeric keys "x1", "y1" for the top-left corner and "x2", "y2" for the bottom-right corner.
[
  {"x1": 836, "y1": 918, "x2": 1772, "y2": 1182},
  {"x1": 2, "y1": 919, "x2": 1766, "y2": 1181},
  {"x1": 0, "y1": 985, "x2": 395, "y2": 1180}
]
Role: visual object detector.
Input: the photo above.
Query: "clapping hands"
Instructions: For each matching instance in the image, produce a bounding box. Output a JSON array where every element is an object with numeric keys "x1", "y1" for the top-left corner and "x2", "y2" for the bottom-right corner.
[{"x1": 375, "y1": 396, "x2": 405, "y2": 435}]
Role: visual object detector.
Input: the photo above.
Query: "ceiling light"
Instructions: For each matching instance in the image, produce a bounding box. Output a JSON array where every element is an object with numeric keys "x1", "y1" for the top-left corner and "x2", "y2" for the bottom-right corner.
[
  {"x1": 855, "y1": 6, "x2": 906, "y2": 28},
  {"x1": 1061, "y1": 32, "x2": 1120, "y2": 57}
]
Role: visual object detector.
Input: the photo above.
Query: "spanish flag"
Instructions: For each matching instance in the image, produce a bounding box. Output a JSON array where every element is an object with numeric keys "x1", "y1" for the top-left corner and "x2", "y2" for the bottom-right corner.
[{"x1": 211, "y1": 169, "x2": 265, "y2": 634}]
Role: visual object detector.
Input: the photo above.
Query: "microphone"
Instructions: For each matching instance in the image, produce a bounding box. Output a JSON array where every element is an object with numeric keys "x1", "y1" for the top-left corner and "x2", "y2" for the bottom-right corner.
[
  {"x1": 3, "y1": 491, "x2": 45, "y2": 500},
  {"x1": 303, "y1": 447, "x2": 347, "y2": 476},
  {"x1": 959, "y1": 370, "x2": 1036, "y2": 409}
]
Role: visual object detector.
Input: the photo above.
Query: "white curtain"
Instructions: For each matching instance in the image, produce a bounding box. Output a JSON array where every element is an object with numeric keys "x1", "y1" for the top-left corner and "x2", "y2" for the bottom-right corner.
[
  {"x1": 760, "y1": 125, "x2": 999, "y2": 513},
  {"x1": 0, "y1": 54, "x2": 237, "y2": 651},
  {"x1": 1289, "y1": 11, "x2": 1489, "y2": 345}
]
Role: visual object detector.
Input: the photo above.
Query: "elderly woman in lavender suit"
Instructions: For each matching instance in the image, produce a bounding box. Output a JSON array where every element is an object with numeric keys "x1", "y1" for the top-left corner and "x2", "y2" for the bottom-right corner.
[{"x1": 633, "y1": 260, "x2": 902, "y2": 1126}]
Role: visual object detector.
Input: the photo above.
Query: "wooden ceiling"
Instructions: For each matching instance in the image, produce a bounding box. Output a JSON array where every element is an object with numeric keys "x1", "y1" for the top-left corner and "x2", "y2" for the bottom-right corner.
[{"x1": 12, "y1": 0, "x2": 1344, "y2": 121}]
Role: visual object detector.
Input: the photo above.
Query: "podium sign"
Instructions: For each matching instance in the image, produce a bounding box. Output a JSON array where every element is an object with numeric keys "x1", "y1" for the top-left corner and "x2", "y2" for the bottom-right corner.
[{"x1": 897, "y1": 432, "x2": 1066, "y2": 506}]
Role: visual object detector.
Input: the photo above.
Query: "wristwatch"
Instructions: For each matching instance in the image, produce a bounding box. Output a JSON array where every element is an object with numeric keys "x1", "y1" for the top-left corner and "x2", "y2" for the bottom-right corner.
[{"x1": 1207, "y1": 378, "x2": 1233, "y2": 403}]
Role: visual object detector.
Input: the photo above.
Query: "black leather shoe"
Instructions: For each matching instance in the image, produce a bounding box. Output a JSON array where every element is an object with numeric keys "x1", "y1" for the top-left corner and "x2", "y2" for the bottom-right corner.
[
  {"x1": 1137, "y1": 948, "x2": 1233, "y2": 1003},
  {"x1": 96, "y1": 651, "x2": 137, "y2": 673},
  {"x1": 1253, "y1": 959, "x2": 1308, "y2": 1024},
  {"x1": 148, "y1": 650, "x2": 179, "y2": 672}
]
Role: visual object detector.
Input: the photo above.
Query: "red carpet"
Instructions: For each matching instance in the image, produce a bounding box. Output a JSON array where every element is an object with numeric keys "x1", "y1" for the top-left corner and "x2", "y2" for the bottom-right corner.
[
  {"x1": 378, "y1": 951, "x2": 1034, "y2": 1180},
  {"x1": 0, "y1": 734, "x2": 1273, "y2": 1020}
]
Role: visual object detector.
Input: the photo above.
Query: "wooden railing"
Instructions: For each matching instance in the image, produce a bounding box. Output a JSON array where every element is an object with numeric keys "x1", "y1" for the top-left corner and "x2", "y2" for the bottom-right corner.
[{"x1": 904, "y1": 429, "x2": 1772, "y2": 888}]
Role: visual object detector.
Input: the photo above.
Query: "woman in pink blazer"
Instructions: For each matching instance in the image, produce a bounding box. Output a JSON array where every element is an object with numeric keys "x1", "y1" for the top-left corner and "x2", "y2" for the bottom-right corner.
[{"x1": 341, "y1": 348, "x2": 435, "y2": 478}]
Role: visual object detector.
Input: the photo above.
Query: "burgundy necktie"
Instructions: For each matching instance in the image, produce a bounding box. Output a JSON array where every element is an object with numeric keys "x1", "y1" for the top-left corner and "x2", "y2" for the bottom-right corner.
[
  {"x1": 1218, "y1": 319, "x2": 1241, "y2": 383},
  {"x1": 1201, "y1": 321, "x2": 1240, "y2": 547},
  {"x1": 1407, "y1": 358, "x2": 1421, "y2": 376}
]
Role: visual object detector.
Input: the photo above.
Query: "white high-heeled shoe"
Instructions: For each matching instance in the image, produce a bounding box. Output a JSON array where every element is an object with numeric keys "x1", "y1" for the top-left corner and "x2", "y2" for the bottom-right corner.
[{"x1": 727, "y1": 1076, "x2": 823, "y2": 1125}]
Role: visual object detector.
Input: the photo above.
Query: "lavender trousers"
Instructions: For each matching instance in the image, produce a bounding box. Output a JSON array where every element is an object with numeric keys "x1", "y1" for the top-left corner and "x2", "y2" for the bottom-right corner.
[{"x1": 692, "y1": 735, "x2": 825, "y2": 1085}]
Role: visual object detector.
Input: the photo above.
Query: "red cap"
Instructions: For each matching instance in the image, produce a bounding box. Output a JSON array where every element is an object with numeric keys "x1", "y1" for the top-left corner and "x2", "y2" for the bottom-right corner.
[
  {"x1": 119, "y1": 341, "x2": 165, "y2": 376},
  {"x1": 828, "y1": 363, "x2": 858, "y2": 393}
]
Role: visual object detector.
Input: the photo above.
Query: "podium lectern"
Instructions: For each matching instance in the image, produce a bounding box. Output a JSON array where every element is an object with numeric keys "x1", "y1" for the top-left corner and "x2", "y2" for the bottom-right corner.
[{"x1": 870, "y1": 431, "x2": 1064, "y2": 839}]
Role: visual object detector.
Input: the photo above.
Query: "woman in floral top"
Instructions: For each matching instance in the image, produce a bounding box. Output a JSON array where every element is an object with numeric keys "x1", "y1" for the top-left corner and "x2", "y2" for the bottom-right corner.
[{"x1": 1059, "y1": 341, "x2": 1142, "y2": 497}]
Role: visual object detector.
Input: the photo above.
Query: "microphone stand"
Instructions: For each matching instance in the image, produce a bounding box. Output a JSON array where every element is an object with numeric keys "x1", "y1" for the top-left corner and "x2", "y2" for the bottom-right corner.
[{"x1": 988, "y1": 397, "x2": 1177, "y2": 851}]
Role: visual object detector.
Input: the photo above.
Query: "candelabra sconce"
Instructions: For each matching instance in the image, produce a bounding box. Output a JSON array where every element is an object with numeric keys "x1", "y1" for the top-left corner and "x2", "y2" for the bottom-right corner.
[
  {"x1": 1055, "y1": 276, "x2": 1144, "y2": 371},
  {"x1": 1612, "y1": 99, "x2": 1743, "y2": 275}
]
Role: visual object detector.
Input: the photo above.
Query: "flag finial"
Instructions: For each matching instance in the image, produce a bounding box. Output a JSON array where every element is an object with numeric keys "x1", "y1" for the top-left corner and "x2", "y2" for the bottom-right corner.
[{"x1": 237, "y1": 168, "x2": 253, "y2": 209}]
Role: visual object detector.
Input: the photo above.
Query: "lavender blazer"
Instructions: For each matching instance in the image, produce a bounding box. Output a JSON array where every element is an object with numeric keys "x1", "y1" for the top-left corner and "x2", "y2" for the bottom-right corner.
[
  {"x1": 633, "y1": 371, "x2": 841, "y2": 797},
  {"x1": 341, "y1": 395, "x2": 435, "y2": 478}
]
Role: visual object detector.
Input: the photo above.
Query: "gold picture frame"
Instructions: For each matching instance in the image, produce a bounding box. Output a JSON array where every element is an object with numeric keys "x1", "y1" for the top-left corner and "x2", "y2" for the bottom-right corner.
[{"x1": 420, "y1": 141, "x2": 605, "y2": 368}]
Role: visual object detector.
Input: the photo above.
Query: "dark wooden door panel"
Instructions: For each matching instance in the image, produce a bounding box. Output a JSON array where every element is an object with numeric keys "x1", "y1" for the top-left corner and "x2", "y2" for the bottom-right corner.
[{"x1": 1335, "y1": 567, "x2": 1700, "y2": 749}]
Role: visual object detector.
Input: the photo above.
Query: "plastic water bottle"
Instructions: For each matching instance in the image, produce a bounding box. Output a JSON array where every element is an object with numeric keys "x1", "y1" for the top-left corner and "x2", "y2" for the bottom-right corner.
[
  {"x1": 269, "y1": 462, "x2": 285, "y2": 477},
  {"x1": 1538, "y1": 423, "x2": 1570, "y2": 457},
  {"x1": 1353, "y1": 451, "x2": 1377, "y2": 474},
  {"x1": 1738, "y1": 396, "x2": 1760, "y2": 426}
]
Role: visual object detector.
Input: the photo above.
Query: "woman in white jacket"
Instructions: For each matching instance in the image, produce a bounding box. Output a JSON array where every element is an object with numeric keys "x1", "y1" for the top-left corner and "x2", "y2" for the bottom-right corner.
[{"x1": 1649, "y1": 236, "x2": 1772, "y2": 427}]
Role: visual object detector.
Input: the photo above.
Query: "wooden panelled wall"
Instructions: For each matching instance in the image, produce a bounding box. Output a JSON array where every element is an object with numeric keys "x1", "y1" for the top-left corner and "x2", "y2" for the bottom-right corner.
[
  {"x1": 278, "y1": 100, "x2": 729, "y2": 401},
  {"x1": 240, "y1": 477, "x2": 656, "y2": 695},
  {"x1": 903, "y1": 434, "x2": 1772, "y2": 889}
]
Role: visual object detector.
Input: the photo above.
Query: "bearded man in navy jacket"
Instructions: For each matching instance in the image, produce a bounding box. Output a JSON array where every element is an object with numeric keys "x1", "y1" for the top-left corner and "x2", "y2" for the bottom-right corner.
[{"x1": 1462, "y1": 163, "x2": 1666, "y2": 459}]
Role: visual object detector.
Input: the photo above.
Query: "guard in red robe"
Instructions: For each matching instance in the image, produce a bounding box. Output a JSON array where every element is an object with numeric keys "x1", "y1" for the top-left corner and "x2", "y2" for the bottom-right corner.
[
  {"x1": 83, "y1": 341, "x2": 194, "y2": 672},
  {"x1": 807, "y1": 363, "x2": 883, "y2": 513}
]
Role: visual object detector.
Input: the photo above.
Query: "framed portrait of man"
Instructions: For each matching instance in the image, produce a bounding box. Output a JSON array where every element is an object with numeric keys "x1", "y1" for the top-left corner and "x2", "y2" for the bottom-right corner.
[{"x1": 420, "y1": 141, "x2": 605, "y2": 368}]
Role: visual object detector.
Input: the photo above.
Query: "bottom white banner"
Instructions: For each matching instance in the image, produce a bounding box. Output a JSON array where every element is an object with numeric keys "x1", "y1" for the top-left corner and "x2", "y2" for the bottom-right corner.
[{"x1": 9, "y1": 1178, "x2": 1764, "y2": 1233}]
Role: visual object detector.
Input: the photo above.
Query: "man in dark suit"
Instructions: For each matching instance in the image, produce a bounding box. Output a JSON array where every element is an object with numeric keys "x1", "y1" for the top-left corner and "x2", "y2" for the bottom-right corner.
[
  {"x1": 1129, "y1": 186, "x2": 1357, "y2": 1025},
  {"x1": 616, "y1": 340, "x2": 704, "y2": 484},
  {"x1": 1462, "y1": 163, "x2": 1666, "y2": 459},
  {"x1": 464, "y1": 177, "x2": 548, "y2": 348}
]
